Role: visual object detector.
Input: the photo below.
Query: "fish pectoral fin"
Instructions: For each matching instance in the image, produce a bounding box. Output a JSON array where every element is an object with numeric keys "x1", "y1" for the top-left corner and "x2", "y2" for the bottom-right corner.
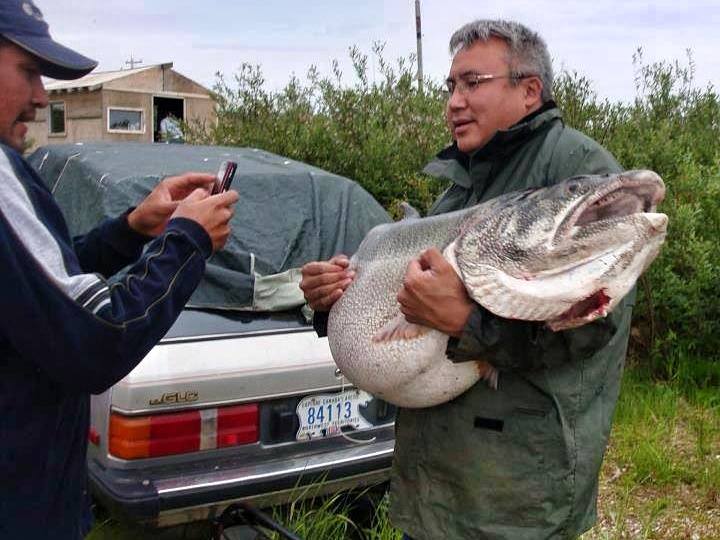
[{"x1": 372, "y1": 314, "x2": 431, "y2": 342}]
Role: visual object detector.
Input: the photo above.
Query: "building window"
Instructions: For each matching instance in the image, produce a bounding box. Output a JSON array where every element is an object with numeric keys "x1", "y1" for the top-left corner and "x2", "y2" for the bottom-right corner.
[
  {"x1": 49, "y1": 102, "x2": 65, "y2": 135},
  {"x1": 107, "y1": 108, "x2": 144, "y2": 133}
]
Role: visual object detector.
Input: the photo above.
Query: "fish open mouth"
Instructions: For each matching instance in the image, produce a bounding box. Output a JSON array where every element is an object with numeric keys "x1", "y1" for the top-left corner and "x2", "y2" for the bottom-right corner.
[
  {"x1": 568, "y1": 171, "x2": 665, "y2": 230},
  {"x1": 550, "y1": 289, "x2": 611, "y2": 329}
]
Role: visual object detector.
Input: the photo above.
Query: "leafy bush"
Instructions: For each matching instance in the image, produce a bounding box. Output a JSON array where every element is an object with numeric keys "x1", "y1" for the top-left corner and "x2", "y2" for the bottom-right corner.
[{"x1": 189, "y1": 46, "x2": 719, "y2": 390}]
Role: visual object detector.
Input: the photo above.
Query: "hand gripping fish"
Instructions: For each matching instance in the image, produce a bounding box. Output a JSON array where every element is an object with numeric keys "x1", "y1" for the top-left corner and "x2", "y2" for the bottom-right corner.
[{"x1": 327, "y1": 171, "x2": 668, "y2": 408}]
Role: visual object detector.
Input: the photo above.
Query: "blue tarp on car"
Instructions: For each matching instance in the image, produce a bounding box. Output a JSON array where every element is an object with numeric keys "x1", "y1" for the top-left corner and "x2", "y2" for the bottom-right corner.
[{"x1": 28, "y1": 142, "x2": 391, "y2": 311}]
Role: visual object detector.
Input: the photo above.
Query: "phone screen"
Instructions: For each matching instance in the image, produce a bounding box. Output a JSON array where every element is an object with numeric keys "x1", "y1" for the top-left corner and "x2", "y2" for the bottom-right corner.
[{"x1": 212, "y1": 160, "x2": 237, "y2": 195}]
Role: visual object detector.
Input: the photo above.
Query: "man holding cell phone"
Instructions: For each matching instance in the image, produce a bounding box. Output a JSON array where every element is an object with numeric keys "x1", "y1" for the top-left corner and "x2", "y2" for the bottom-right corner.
[{"x1": 0, "y1": 2, "x2": 239, "y2": 537}]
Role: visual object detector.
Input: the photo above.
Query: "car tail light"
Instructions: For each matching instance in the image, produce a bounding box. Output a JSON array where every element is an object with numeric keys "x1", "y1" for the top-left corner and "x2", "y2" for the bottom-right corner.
[{"x1": 109, "y1": 404, "x2": 259, "y2": 459}]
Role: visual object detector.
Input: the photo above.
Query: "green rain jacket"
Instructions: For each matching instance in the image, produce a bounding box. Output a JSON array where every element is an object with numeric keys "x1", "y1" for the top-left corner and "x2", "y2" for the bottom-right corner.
[{"x1": 389, "y1": 104, "x2": 633, "y2": 540}]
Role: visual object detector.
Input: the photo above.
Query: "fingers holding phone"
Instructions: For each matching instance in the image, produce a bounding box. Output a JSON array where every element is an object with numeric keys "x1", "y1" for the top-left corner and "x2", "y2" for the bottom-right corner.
[
  {"x1": 172, "y1": 187, "x2": 240, "y2": 252},
  {"x1": 126, "y1": 172, "x2": 217, "y2": 237}
]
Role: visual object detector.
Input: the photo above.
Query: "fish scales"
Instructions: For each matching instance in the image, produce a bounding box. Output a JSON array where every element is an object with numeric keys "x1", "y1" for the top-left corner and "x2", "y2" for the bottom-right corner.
[{"x1": 327, "y1": 209, "x2": 474, "y2": 401}]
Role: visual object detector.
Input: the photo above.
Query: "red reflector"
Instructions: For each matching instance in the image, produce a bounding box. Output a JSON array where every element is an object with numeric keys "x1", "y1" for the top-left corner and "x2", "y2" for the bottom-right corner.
[
  {"x1": 219, "y1": 433, "x2": 239, "y2": 446},
  {"x1": 217, "y1": 404, "x2": 259, "y2": 447},
  {"x1": 88, "y1": 428, "x2": 100, "y2": 446}
]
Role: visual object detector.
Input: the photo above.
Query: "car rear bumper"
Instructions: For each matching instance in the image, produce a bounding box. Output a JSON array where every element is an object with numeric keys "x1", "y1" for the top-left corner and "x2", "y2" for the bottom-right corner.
[{"x1": 89, "y1": 437, "x2": 394, "y2": 527}]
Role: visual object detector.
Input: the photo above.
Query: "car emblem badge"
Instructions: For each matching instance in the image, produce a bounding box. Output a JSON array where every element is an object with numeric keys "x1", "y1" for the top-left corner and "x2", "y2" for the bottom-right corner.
[{"x1": 149, "y1": 391, "x2": 199, "y2": 406}]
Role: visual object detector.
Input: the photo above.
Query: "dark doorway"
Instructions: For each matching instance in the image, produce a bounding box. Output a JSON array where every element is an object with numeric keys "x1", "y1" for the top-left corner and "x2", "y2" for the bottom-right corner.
[{"x1": 153, "y1": 97, "x2": 185, "y2": 142}]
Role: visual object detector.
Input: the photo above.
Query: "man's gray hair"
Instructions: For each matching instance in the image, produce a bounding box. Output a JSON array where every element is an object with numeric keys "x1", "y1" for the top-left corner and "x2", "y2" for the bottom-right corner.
[{"x1": 449, "y1": 19, "x2": 554, "y2": 102}]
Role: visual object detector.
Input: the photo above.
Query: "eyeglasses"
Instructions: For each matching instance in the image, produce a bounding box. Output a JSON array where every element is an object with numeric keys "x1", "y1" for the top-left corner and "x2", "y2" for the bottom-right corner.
[{"x1": 444, "y1": 72, "x2": 529, "y2": 97}]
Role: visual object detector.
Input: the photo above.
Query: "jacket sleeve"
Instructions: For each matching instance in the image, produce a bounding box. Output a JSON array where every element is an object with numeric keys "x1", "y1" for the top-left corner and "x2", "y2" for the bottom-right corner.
[
  {"x1": 446, "y1": 131, "x2": 626, "y2": 370},
  {"x1": 73, "y1": 209, "x2": 152, "y2": 276},
  {"x1": 0, "y1": 215, "x2": 211, "y2": 394},
  {"x1": 446, "y1": 300, "x2": 629, "y2": 371},
  {"x1": 0, "y1": 149, "x2": 212, "y2": 394}
]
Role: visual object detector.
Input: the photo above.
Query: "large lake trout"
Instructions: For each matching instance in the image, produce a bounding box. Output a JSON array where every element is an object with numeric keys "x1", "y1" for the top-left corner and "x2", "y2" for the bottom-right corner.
[{"x1": 327, "y1": 171, "x2": 667, "y2": 407}]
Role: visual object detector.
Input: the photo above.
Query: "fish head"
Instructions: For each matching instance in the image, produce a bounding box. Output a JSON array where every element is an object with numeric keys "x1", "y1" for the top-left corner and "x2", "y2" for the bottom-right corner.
[{"x1": 454, "y1": 170, "x2": 667, "y2": 330}]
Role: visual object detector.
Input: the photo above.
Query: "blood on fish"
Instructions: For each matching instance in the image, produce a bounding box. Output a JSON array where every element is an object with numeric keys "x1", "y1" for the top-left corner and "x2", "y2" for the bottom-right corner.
[{"x1": 561, "y1": 289, "x2": 611, "y2": 321}]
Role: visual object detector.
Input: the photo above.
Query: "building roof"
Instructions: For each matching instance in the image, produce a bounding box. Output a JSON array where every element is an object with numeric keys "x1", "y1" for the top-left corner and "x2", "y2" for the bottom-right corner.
[{"x1": 44, "y1": 62, "x2": 174, "y2": 93}]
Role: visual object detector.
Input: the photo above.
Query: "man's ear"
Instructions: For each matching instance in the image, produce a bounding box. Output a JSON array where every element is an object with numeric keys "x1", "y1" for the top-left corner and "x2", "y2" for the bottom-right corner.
[{"x1": 524, "y1": 76, "x2": 543, "y2": 108}]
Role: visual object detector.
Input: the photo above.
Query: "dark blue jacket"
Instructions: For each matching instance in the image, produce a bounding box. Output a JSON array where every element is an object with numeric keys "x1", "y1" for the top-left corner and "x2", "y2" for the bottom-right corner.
[{"x1": 0, "y1": 144, "x2": 212, "y2": 539}]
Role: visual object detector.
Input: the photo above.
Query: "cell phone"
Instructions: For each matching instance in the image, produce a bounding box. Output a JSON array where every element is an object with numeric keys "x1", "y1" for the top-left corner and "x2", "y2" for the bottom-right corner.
[{"x1": 212, "y1": 160, "x2": 237, "y2": 195}]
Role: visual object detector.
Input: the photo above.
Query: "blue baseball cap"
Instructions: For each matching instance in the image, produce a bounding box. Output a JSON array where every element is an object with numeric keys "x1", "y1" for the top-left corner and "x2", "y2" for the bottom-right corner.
[{"x1": 0, "y1": 0, "x2": 97, "y2": 79}]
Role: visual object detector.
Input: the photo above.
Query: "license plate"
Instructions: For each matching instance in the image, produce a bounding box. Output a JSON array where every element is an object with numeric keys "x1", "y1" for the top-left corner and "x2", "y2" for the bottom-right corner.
[{"x1": 296, "y1": 389, "x2": 373, "y2": 441}]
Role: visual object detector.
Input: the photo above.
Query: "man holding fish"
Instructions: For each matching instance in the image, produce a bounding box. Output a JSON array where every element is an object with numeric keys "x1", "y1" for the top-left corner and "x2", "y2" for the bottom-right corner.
[{"x1": 300, "y1": 19, "x2": 658, "y2": 540}]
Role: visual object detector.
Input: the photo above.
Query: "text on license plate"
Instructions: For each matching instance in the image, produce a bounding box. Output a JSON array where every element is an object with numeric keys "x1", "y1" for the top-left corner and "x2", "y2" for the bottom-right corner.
[{"x1": 296, "y1": 389, "x2": 373, "y2": 441}]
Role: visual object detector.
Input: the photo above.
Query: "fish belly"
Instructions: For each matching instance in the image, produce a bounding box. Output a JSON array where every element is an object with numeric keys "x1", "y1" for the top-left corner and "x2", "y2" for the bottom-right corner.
[{"x1": 328, "y1": 208, "x2": 484, "y2": 407}]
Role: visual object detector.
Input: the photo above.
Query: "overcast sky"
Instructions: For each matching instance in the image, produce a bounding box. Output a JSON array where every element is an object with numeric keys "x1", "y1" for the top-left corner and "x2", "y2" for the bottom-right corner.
[{"x1": 40, "y1": 0, "x2": 720, "y2": 103}]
